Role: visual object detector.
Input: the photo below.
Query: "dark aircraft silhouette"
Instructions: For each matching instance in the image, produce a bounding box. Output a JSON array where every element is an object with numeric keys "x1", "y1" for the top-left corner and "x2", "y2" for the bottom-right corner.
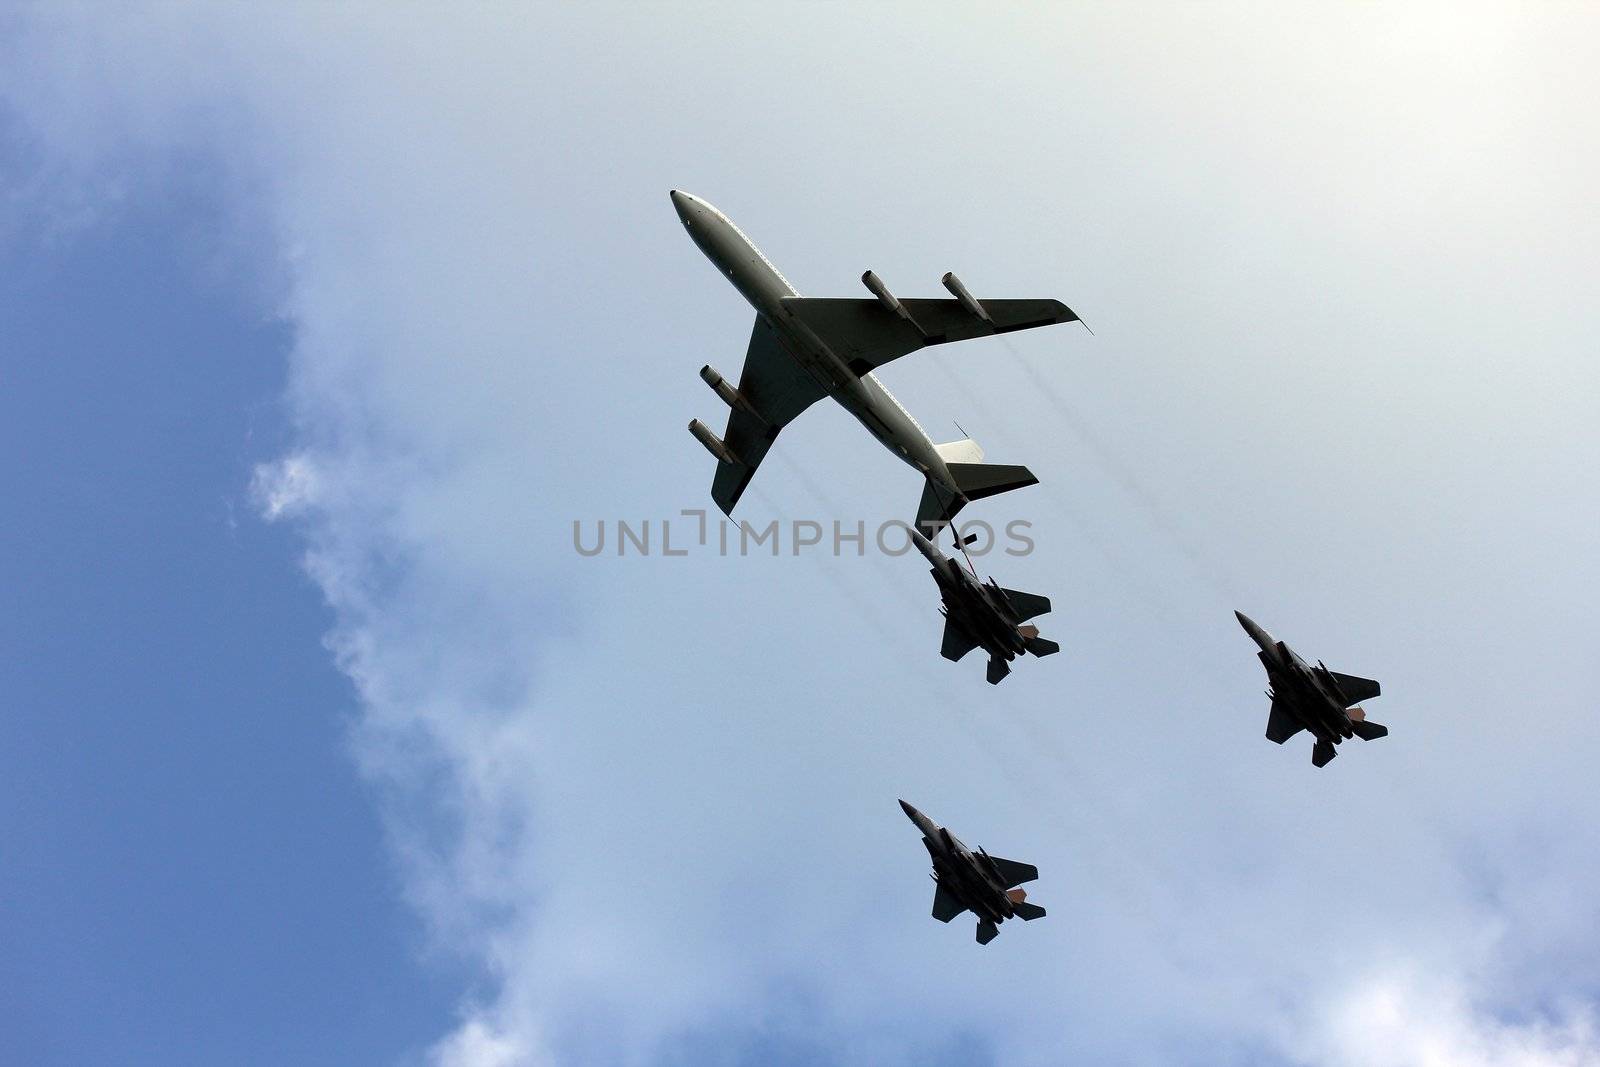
[
  {"x1": 909, "y1": 526, "x2": 1058, "y2": 684},
  {"x1": 1236, "y1": 611, "x2": 1388, "y2": 767},
  {"x1": 900, "y1": 800, "x2": 1044, "y2": 945}
]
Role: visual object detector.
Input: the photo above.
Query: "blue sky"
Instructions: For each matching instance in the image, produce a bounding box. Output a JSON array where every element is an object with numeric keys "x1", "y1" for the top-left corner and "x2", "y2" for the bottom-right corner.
[
  {"x1": 3, "y1": 6, "x2": 1598, "y2": 1066},
  {"x1": 0, "y1": 165, "x2": 455, "y2": 1064}
]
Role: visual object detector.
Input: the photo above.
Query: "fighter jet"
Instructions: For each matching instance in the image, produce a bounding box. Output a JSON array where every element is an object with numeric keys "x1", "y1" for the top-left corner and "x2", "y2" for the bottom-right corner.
[
  {"x1": 899, "y1": 800, "x2": 1044, "y2": 945},
  {"x1": 674, "y1": 190, "x2": 1082, "y2": 530},
  {"x1": 1236, "y1": 611, "x2": 1388, "y2": 767},
  {"x1": 909, "y1": 525, "x2": 1059, "y2": 684}
]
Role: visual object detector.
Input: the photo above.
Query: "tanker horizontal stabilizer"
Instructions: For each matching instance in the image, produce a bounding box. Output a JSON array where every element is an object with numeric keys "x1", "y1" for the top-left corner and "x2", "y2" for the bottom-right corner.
[
  {"x1": 947, "y1": 462, "x2": 1038, "y2": 503},
  {"x1": 915, "y1": 463, "x2": 1039, "y2": 531}
]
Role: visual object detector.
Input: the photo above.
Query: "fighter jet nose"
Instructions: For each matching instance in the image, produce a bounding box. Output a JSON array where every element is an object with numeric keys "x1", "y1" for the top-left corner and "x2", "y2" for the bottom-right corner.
[
  {"x1": 898, "y1": 799, "x2": 919, "y2": 819},
  {"x1": 1234, "y1": 611, "x2": 1274, "y2": 650},
  {"x1": 905, "y1": 525, "x2": 936, "y2": 560}
]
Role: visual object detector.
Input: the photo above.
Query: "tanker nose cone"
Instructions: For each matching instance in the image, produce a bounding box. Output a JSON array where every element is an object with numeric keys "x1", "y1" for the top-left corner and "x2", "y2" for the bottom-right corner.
[{"x1": 669, "y1": 189, "x2": 701, "y2": 222}]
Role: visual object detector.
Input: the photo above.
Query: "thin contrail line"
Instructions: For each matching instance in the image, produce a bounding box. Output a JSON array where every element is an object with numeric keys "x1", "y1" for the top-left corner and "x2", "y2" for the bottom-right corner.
[{"x1": 997, "y1": 334, "x2": 1241, "y2": 602}]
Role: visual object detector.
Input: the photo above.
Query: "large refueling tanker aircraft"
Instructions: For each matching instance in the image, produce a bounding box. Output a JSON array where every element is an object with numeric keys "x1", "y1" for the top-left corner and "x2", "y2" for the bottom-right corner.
[{"x1": 674, "y1": 190, "x2": 1082, "y2": 530}]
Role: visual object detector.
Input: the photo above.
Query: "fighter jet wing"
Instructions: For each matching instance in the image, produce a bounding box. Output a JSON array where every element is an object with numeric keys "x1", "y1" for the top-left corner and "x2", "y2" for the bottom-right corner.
[
  {"x1": 998, "y1": 587, "x2": 1051, "y2": 622},
  {"x1": 781, "y1": 296, "x2": 1078, "y2": 377},
  {"x1": 1265, "y1": 699, "x2": 1304, "y2": 744},
  {"x1": 985, "y1": 856, "x2": 1039, "y2": 889},
  {"x1": 710, "y1": 317, "x2": 830, "y2": 515},
  {"x1": 1327, "y1": 671, "x2": 1381, "y2": 706},
  {"x1": 940, "y1": 618, "x2": 980, "y2": 662},
  {"x1": 931, "y1": 882, "x2": 966, "y2": 923}
]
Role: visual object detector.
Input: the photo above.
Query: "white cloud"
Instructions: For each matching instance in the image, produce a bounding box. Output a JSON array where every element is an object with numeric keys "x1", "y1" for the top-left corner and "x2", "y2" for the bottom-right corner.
[
  {"x1": 7, "y1": 5, "x2": 1600, "y2": 1065},
  {"x1": 1296, "y1": 969, "x2": 1599, "y2": 1067},
  {"x1": 250, "y1": 453, "x2": 321, "y2": 520},
  {"x1": 431, "y1": 1015, "x2": 547, "y2": 1067}
]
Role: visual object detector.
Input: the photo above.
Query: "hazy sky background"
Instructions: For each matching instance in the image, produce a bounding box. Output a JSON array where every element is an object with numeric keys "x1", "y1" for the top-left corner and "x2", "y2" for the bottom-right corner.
[{"x1": 3, "y1": 5, "x2": 1598, "y2": 1065}]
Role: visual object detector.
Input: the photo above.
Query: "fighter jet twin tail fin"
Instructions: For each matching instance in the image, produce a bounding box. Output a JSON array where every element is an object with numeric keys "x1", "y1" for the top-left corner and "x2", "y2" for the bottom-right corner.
[
  {"x1": 1349, "y1": 718, "x2": 1389, "y2": 741},
  {"x1": 1015, "y1": 606, "x2": 1061, "y2": 658},
  {"x1": 1330, "y1": 672, "x2": 1388, "y2": 747},
  {"x1": 939, "y1": 889, "x2": 1045, "y2": 945},
  {"x1": 1008, "y1": 888, "x2": 1047, "y2": 922}
]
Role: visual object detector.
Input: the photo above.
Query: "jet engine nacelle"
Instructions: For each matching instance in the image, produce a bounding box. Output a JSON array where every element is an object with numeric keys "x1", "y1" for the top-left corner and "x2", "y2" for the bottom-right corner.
[
  {"x1": 687, "y1": 418, "x2": 740, "y2": 466},
  {"x1": 699, "y1": 364, "x2": 761, "y2": 418},
  {"x1": 861, "y1": 270, "x2": 929, "y2": 337},
  {"x1": 861, "y1": 269, "x2": 902, "y2": 314},
  {"x1": 941, "y1": 272, "x2": 993, "y2": 326}
]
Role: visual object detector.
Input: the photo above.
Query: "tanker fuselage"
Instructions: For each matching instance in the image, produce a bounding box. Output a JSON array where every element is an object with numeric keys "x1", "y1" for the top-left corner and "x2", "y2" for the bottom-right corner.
[{"x1": 672, "y1": 191, "x2": 956, "y2": 495}]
